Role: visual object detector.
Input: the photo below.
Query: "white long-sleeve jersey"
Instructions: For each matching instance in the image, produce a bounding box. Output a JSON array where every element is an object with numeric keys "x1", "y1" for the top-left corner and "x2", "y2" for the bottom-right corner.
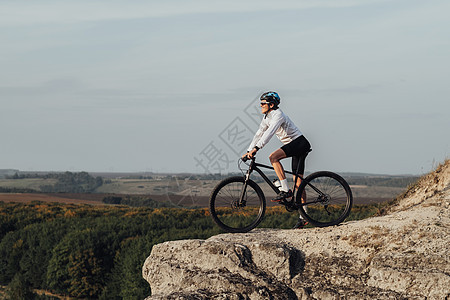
[{"x1": 247, "y1": 109, "x2": 302, "y2": 151}]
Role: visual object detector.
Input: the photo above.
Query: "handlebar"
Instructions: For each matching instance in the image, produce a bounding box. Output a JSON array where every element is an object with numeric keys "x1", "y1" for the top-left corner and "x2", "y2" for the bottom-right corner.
[{"x1": 241, "y1": 155, "x2": 255, "y2": 163}]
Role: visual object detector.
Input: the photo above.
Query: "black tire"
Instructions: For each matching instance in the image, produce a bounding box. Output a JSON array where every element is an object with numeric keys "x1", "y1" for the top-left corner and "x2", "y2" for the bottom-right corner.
[
  {"x1": 209, "y1": 176, "x2": 266, "y2": 233},
  {"x1": 296, "y1": 171, "x2": 352, "y2": 227}
]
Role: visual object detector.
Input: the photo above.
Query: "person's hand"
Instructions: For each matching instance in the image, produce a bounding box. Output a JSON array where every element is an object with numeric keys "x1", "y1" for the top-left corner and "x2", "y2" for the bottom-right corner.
[
  {"x1": 247, "y1": 148, "x2": 258, "y2": 159},
  {"x1": 242, "y1": 148, "x2": 258, "y2": 161}
]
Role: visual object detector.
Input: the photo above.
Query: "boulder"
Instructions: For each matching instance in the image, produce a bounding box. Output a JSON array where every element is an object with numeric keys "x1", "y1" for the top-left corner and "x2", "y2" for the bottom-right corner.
[{"x1": 143, "y1": 160, "x2": 450, "y2": 299}]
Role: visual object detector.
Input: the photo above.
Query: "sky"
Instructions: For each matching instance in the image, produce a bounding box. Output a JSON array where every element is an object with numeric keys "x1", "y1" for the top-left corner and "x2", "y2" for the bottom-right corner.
[{"x1": 0, "y1": 0, "x2": 449, "y2": 175}]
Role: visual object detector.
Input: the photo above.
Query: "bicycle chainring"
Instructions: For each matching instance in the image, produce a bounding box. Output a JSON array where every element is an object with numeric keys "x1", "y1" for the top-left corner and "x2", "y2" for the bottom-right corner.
[{"x1": 284, "y1": 199, "x2": 299, "y2": 212}]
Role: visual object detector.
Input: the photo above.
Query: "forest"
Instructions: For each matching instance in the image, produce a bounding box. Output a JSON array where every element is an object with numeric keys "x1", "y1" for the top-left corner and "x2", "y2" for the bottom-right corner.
[{"x1": 0, "y1": 200, "x2": 380, "y2": 299}]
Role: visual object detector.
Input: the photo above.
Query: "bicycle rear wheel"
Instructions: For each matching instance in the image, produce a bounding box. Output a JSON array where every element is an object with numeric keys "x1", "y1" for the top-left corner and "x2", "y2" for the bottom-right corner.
[
  {"x1": 297, "y1": 171, "x2": 352, "y2": 227},
  {"x1": 209, "y1": 176, "x2": 266, "y2": 233}
]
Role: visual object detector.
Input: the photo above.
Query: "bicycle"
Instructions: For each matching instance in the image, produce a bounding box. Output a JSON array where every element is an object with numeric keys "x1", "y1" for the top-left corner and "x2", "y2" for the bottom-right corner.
[{"x1": 209, "y1": 152, "x2": 353, "y2": 233}]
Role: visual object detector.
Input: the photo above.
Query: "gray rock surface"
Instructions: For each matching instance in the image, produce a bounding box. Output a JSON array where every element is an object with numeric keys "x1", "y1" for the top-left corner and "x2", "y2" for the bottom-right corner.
[{"x1": 143, "y1": 161, "x2": 450, "y2": 299}]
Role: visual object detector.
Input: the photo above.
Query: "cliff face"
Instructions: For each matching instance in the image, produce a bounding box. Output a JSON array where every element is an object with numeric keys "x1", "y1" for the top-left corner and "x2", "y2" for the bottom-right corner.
[{"x1": 143, "y1": 161, "x2": 450, "y2": 299}]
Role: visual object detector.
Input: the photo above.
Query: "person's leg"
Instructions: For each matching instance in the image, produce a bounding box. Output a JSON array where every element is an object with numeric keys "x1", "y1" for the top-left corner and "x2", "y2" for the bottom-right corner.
[
  {"x1": 269, "y1": 149, "x2": 291, "y2": 199},
  {"x1": 293, "y1": 174, "x2": 307, "y2": 206},
  {"x1": 292, "y1": 153, "x2": 308, "y2": 228},
  {"x1": 269, "y1": 148, "x2": 287, "y2": 182},
  {"x1": 285, "y1": 136, "x2": 311, "y2": 228},
  {"x1": 292, "y1": 153, "x2": 307, "y2": 199},
  {"x1": 293, "y1": 173, "x2": 308, "y2": 229},
  {"x1": 293, "y1": 174, "x2": 302, "y2": 188}
]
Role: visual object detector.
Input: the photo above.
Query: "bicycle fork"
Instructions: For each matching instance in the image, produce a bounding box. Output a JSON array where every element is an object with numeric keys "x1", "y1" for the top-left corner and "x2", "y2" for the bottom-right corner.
[{"x1": 236, "y1": 164, "x2": 254, "y2": 208}]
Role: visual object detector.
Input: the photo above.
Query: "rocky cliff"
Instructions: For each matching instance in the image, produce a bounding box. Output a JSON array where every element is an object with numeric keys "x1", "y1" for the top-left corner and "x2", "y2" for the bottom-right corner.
[{"x1": 143, "y1": 160, "x2": 450, "y2": 299}]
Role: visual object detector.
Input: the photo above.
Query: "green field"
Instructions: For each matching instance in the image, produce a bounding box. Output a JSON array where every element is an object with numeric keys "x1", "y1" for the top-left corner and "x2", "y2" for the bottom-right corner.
[
  {"x1": 0, "y1": 178, "x2": 57, "y2": 191},
  {"x1": 0, "y1": 171, "x2": 419, "y2": 207}
]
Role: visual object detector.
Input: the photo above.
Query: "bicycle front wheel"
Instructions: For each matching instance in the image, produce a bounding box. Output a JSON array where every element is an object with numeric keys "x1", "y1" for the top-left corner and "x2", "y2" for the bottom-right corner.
[
  {"x1": 209, "y1": 176, "x2": 266, "y2": 233},
  {"x1": 297, "y1": 171, "x2": 353, "y2": 227}
]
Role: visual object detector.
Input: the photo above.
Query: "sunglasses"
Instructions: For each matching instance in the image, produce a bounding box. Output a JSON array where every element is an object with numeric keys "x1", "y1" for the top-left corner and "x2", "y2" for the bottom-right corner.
[{"x1": 260, "y1": 102, "x2": 270, "y2": 106}]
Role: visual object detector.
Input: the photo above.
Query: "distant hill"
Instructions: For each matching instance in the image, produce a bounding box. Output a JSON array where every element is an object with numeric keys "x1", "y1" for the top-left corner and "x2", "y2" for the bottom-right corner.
[
  {"x1": 0, "y1": 169, "x2": 19, "y2": 179},
  {"x1": 0, "y1": 170, "x2": 420, "y2": 207}
]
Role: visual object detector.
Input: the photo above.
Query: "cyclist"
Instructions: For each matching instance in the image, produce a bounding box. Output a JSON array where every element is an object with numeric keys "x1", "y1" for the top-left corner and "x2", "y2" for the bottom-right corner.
[{"x1": 242, "y1": 91, "x2": 311, "y2": 228}]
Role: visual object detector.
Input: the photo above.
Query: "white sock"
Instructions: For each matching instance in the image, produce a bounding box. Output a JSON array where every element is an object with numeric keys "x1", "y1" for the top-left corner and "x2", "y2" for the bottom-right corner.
[{"x1": 280, "y1": 179, "x2": 289, "y2": 192}]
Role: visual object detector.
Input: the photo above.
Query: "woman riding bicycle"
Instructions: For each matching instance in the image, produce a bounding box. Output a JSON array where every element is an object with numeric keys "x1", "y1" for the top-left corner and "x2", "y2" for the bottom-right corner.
[{"x1": 242, "y1": 91, "x2": 311, "y2": 227}]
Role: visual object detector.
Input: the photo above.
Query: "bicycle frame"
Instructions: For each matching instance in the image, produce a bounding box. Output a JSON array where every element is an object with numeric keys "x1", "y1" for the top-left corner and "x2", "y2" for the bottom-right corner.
[
  {"x1": 247, "y1": 159, "x2": 301, "y2": 193},
  {"x1": 240, "y1": 158, "x2": 302, "y2": 205},
  {"x1": 241, "y1": 157, "x2": 327, "y2": 207}
]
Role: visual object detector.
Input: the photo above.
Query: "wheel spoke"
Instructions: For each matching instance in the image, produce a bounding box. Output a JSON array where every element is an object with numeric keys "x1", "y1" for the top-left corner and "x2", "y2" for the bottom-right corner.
[
  {"x1": 297, "y1": 172, "x2": 352, "y2": 227},
  {"x1": 210, "y1": 177, "x2": 265, "y2": 233}
]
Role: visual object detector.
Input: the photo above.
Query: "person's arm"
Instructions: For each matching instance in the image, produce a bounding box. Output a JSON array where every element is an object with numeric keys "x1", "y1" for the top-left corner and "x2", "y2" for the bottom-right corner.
[
  {"x1": 254, "y1": 112, "x2": 284, "y2": 149},
  {"x1": 247, "y1": 121, "x2": 267, "y2": 152},
  {"x1": 243, "y1": 120, "x2": 267, "y2": 159}
]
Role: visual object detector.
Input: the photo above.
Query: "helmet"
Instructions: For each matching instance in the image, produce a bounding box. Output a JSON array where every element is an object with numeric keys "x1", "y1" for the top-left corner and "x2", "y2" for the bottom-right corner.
[{"x1": 260, "y1": 91, "x2": 280, "y2": 106}]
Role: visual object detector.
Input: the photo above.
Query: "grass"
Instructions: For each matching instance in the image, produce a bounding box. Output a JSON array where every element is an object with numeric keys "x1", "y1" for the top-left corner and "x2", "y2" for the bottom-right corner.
[
  {"x1": 0, "y1": 178, "x2": 57, "y2": 191},
  {"x1": 341, "y1": 225, "x2": 389, "y2": 250},
  {"x1": 376, "y1": 159, "x2": 449, "y2": 215}
]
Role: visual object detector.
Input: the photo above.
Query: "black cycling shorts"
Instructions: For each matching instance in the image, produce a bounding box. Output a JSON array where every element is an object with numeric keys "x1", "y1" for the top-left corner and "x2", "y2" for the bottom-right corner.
[{"x1": 281, "y1": 135, "x2": 311, "y2": 175}]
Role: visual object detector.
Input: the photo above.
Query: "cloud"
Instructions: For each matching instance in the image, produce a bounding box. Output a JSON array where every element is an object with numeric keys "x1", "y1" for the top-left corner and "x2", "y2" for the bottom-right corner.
[{"x1": 0, "y1": 0, "x2": 390, "y2": 26}]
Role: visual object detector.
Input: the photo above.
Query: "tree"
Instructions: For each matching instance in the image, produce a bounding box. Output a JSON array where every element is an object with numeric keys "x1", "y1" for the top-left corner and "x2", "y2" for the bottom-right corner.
[
  {"x1": 46, "y1": 229, "x2": 108, "y2": 298},
  {"x1": 5, "y1": 273, "x2": 34, "y2": 300}
]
